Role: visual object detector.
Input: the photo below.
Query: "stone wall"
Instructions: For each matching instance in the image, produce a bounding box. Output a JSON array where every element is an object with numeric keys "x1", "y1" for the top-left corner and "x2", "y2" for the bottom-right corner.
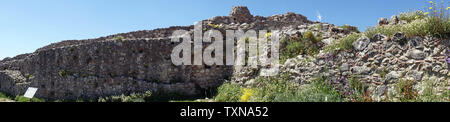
[
  {"x1": 0, "y1": 6, "x2": 316, "y2": 100},
  {"x1": 0, "y1": 38, "x2": 232, "y2": 100}
]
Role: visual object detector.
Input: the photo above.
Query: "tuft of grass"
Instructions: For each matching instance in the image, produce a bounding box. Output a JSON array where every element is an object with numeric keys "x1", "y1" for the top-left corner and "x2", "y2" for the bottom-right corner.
[
  {"x1": 394, "y1": 79, "x2": 418, "y2": 102},
  {"x1": 24, "y1": 73, "x2": 33, "y2": 79},
  {"x1": 346, "y1": 76, "x2": 373, "y2": 102},
  {"x1": 364, "y1": 25, "x2": 402, "y2": 38},
  {"x1": 98, "y1": 91, "x2": 152, "y2": 102},
  {"x1": 377, "y1": 67, "x2": 389, "y2": 78},
  {"x1": 208, "y1": 23, "x2": 222, "y2": 29},
  {"x1": 14, "y1": 96, "x2": 45, "y2": 102},
  {"x1": 337, "y1": 25, "x2": 360, "y2": 33},
  {"x1": 0, "y1": 92, "x2": 8, "y2": 99},
  {"x1": 416, "y1": 77, "x2": 449, "y2": 102},
  {"x1": 324, "y1": 33, "x2": 361, "y2": 53},
  {"x1": 113, "y1": 36, "x2": 125, "y2": 42},
  {"x1": 58, "y1": 70, "x2": 71, "y2": 77}
]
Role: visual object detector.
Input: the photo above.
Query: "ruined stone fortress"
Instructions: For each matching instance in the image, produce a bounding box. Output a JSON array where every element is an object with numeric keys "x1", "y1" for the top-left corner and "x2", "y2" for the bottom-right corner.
[{"x1": 0, "y1": 6, "x2": 315, "y2": 100}]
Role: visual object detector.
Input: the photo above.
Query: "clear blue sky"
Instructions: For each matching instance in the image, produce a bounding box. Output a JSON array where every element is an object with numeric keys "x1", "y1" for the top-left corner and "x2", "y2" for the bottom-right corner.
[{"x1": 0, "y1": 0, "x2": 428, "y2": 60}]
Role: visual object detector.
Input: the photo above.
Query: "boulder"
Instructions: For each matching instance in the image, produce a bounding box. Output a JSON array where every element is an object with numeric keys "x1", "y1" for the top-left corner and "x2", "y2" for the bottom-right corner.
[
  {"x1": 371, "y1": 33, "x2": 387, "y2": 42},
  {"x1": 352, "y1": 37, "x2": 370, "y2": 51},
  {"x1": 409, "y1": 49, "x2": 426, "y2": 60},
  {"x1": 409, "y1": 36, "x2": 424, "y2": 49},
  {"x1": 378, "y1": 18, "x2": 389, "y2": 26},
  {"x1": 390, "y1": 15, "x2": 399, "y2": 25},
  {"x1": 392, "y1": 32, "x2": 407, "y2": 45}
]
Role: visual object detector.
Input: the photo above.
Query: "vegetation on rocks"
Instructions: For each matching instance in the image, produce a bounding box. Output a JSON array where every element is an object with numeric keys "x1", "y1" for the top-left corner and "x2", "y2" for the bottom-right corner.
[
  {"x1": 214, "y1": 1, "x2": 450, "y2": 102},
  {"x1": 215, "y1": 74, "x2": 345, "y2": 102},
  {"x1": 366, "y1": 1, "x2": 449, "y2": 38},
  {"x1": 280, "y1": 31, "x2": 323, "y2": 63},
  {"x1": 324, "y1": 33, "x2": 361, "y2": 53}
]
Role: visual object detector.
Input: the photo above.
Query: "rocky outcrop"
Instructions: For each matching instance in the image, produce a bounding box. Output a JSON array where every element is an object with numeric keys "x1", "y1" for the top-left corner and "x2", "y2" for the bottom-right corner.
[{"x1": 230, "y1": 6, "x2": 253, "y2": 23}]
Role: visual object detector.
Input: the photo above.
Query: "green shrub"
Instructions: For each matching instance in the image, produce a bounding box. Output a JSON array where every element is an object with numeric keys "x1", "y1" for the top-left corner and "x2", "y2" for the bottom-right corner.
[
  {"x1": 280, "y1": 40, "x2": 304, "y2": 64},
  {"x1": 0, "y1": 92, "x2": 8, "y2": 98},
  {"x1": 214, "y1": 82, "x2": 242, "y2": 102},
  {"x1": 400, "y1": 17, "x2": 450, "y2": 38},
  {"x1": 279, "y1": 31, "x2": 323, "y2": 64}
]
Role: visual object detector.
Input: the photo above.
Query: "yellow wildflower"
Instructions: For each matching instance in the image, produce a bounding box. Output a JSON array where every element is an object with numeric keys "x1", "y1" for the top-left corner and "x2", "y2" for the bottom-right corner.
[
  {"x1": 424, "y1": 12, "x2": 429, "y2": 16},
  {"x1": 240, "y1": 88, "x2": 255, "y2": 102},
  {"x1": 415, "y1": 16, "x2": 419, "y2": 20},
  {"x1": 429, "y1": 1, "x2": 433, "y2": 4},
  {"x1": 447, "y1": 7, "x2": 450, "y2": 10},
  {"x1": 266, "y1": 32, "x2": 272, "y2": 38},
  {"x1": 429, "y1": 7, "x2": 433, "y2": 10}
]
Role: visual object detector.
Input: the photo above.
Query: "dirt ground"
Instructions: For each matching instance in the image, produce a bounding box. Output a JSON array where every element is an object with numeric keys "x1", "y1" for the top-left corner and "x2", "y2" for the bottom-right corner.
[{"x1": 0, "y1": 98, "x2": 14, "y2": 102}]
